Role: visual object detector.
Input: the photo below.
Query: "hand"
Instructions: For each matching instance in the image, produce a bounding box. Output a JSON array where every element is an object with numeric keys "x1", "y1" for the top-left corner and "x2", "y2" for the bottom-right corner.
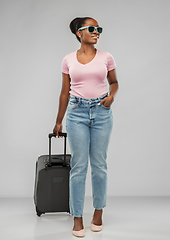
[
  {"x1": 53, "y1": 122, "x2": 63, "y2": 138},
  {"x1": 98, "y1": 95, "x2": 114, "y2": 108}
]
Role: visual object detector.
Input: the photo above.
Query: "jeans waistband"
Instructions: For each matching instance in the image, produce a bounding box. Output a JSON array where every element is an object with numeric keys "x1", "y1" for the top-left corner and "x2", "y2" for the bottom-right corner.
[{"x1": 69, "y1": 93, "x2": 109, "y2": 104}]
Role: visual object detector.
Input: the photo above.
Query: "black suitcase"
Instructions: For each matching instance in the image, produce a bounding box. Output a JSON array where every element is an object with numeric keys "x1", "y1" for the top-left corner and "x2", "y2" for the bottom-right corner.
[{"x1": 34, "y1": 132, "x2": 71, "y2": 217}]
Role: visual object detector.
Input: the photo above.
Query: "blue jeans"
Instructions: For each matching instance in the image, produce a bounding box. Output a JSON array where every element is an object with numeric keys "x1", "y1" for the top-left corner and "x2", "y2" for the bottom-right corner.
[{"x1": 66, "y1": 93, "x2": 113, "y2": 217}]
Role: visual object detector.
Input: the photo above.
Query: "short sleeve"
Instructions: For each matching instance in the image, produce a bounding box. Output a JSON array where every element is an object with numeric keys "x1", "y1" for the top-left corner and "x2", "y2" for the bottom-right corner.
[
  {"x1": 106, "y1": 52, "x2": 116, "y2": 71},
  {"x1": 61, "y1": 56, "x2": 69, "y2": 74}
]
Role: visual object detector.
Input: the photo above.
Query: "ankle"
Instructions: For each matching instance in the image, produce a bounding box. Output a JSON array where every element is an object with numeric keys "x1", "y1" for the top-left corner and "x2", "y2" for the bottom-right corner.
[
  {"x1": 73, "y1": 217, "x2": 84, "y2": 231},
  {"x1": 74, "y1": 217, "x2": 83, "y2": 221},
  {"x1": 94, "y1": 209, "x2": 102, "y2": 212},
  {"x1": 74, "y1": 217, "x2": 83, "y2": 225},
  {"x1": 94, "y1": 209, "x2": 103, "y2": 215}
]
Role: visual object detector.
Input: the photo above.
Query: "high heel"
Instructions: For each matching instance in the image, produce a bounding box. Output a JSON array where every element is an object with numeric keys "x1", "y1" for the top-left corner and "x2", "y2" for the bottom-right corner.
[
  {"x1": 72, "y1": 228, "x2": 85, "y2": 237},
  {"x1": 91, "y1": 214, "x2": 103, "y2": 232}
]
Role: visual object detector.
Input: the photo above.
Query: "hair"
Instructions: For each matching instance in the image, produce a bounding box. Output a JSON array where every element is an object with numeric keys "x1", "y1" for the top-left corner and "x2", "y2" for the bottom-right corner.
[{"x1": 69, "y1": 17, "x2": 93, "y2": 43}]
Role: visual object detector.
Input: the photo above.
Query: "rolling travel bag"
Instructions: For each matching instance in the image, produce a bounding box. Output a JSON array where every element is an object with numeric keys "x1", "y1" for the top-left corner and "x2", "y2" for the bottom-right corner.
[{"x1": 34, "y1": 132, "x2": 71, "y2": 216}]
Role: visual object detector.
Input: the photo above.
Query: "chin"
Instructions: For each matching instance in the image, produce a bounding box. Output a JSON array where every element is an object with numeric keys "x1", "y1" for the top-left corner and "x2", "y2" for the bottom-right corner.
[{"x1": 91, "y1": 39, "x2": 98, "y2": 42}]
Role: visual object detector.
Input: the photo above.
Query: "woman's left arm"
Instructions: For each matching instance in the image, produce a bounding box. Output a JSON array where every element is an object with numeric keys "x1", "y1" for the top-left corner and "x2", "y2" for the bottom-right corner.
[{"x1": 99, "y1": 69, "x2": 119, "y2": 107}]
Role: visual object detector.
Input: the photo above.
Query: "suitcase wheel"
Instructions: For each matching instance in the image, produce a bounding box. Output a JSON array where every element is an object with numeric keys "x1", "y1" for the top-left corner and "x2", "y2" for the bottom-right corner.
[{"x1": 36, "y1": 206, "x2": 44, "y2": 217}]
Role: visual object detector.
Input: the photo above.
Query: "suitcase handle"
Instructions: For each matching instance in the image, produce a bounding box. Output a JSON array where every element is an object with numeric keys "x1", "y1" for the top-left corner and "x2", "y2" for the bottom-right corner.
[
  {"x1": 48, "y1": 132, "x2": 67, "y2": 167},
  {"x1": 49, "y1": 132, "x2": 67, "y2": 138}
]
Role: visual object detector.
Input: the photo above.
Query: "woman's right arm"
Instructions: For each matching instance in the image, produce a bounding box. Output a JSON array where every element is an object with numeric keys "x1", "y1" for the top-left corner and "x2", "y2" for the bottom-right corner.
[{"x1": 53, "y1": 73, "x2": 71, "y2": 138}]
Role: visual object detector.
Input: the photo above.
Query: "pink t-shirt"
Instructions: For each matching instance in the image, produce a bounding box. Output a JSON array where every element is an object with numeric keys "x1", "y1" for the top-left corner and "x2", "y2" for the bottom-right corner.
[{"x1": 61, "y1": 49, "x2": 116, "y2": 98}]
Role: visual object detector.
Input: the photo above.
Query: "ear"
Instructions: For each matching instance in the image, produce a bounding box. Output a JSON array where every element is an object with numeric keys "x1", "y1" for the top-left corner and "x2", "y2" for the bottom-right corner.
[{"x1": 76, "y1": 30, "x2": 81, "y2": 37}]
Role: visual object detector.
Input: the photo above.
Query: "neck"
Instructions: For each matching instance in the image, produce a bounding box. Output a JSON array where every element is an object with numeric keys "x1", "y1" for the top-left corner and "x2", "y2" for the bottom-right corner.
[{"x1": 78, "y1": 43, "x2": 96, "y2": 55}]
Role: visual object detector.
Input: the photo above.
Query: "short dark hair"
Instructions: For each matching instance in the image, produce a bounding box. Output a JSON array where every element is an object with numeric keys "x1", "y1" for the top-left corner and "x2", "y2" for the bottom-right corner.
[{"x1": 69, "y1": 17, "x2": 93, "y2": 43}]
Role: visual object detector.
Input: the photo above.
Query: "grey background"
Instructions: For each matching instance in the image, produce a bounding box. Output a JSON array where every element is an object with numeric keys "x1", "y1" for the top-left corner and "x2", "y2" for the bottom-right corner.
[{"x1": 0, "y1": 0, "x2": 169, "y2": 197}]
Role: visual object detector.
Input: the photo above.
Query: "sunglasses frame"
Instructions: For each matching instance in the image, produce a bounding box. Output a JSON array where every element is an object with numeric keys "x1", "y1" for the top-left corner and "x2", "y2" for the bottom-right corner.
[{"x1": 78, "y1": 25, "x2": 103, "y2": 34}]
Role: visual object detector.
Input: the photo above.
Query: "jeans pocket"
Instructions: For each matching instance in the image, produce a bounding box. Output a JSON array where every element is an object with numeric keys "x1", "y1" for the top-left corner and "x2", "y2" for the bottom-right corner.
[
  {"x1": 101, "y1": 104, "x2": 111, "y2": 109},
  {"x1": 67, "y1": 100, "x2": 79, "y2": 110}
]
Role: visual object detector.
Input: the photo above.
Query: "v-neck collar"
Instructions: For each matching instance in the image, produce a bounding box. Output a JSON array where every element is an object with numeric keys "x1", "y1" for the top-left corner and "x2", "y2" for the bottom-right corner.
[{"x1": 76, "y1": 49, "x2": 98, "y2": 66}]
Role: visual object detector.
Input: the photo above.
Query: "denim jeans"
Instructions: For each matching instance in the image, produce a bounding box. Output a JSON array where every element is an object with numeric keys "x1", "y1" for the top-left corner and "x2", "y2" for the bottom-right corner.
[{"x1": 66, "y1": 93, "x2": 113, "y2": 217}]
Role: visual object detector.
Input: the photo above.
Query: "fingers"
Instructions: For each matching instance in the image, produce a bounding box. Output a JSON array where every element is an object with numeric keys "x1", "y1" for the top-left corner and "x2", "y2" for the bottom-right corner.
[
  {"x1": 57, "y1": 124, "x2": 63, "y2": 138},
  {"x1": 53, "y1": 128, "x2": 57, "y2": 138},
  {"x1": 53, "y1": 124, "x2": 63, "y2": 138},
  {"x1": 98, "y1": 99, "x2": 104, "y2": 105},
  {"x1": 98, "y1": 97, "x2": 112, "y2": 107}
]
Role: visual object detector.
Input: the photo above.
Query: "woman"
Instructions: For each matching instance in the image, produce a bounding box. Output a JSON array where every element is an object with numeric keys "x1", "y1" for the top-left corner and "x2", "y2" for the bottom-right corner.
[{"x1": 53, "y1": 17, "x2": 118, "y2": 238}]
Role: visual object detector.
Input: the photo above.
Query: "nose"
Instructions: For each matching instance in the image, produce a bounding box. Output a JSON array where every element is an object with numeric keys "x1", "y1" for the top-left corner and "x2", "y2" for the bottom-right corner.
[{"x1": 94, "y1": 29, "x2": 98, "y2": 34}]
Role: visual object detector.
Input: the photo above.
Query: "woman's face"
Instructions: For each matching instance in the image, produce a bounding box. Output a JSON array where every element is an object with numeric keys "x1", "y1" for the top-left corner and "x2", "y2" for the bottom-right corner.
[{"x1": 76, "y1": 19, "x2": 101, "y2": 44}]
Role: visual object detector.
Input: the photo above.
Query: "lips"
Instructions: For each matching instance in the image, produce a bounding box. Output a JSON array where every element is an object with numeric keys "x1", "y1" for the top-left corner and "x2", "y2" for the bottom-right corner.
[{"x1": 91, "y1": 35, "x2": 99, "y2": 39}]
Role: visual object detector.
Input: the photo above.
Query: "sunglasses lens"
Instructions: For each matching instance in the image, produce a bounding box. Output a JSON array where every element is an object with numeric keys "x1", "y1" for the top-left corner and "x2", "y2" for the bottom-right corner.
[
  {"x1": 97, "y1": 27, "x2": 103, "y2": 33},
  {"x1": 88, "y1": 26, "x2": 95, "y2": 33}
]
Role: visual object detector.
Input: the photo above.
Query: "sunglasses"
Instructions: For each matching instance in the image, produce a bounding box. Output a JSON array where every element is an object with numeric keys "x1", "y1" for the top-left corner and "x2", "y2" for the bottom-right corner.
[{"x1": 78, "y1": 25, "x2": 103, "y2": 34}]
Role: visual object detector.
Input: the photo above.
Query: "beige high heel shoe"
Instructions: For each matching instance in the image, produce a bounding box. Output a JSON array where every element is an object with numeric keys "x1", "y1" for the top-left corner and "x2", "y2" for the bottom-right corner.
[
  {"x1": 91, "y1": 214, "x2": 103, "y2": 232},
  {"x1": 72, "y1": 228, "x2": 85, "y2": 237}
]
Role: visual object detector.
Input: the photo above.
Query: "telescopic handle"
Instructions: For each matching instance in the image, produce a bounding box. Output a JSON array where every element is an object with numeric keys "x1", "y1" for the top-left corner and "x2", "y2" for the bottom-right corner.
[{"x1": 48, "y1": 132, "x2": 67, "y2": 166}]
